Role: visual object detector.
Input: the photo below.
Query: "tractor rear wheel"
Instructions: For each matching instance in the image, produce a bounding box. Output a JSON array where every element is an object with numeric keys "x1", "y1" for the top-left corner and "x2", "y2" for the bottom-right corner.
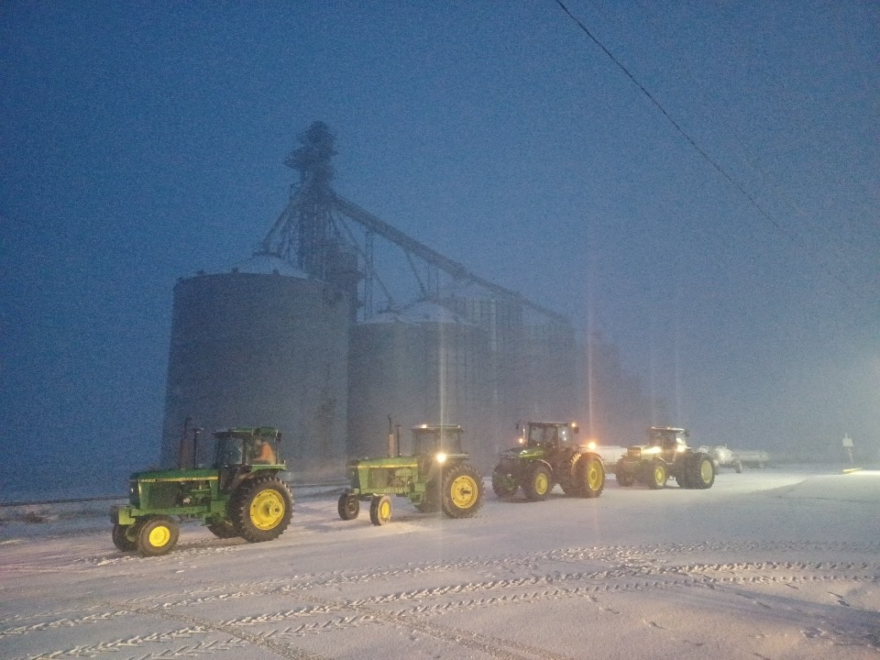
[
  {"x1": 524, "y1": 464, "x2": 552, "y2": 501},
  {"x1": 558, "y1": 453, "x2": 582, "y2": 496},
  {"x1": 687, "y1": 453, "x2": 716, "y2": 489},
  {"x1": 647, "y1": 460, "x2": 668, "y2": 489},
  {"x1": 206, "y1": 518, "x2": 238, "y2": 538},
  {"x1": 577, "y1": 455, "x2": 605, "y2": 498},
  {"x1": 136, "y1": 516, "x2": 179, "y2": 556},
  {"x1": 338, "y1": 493, "x2": 360, "y2": 520},
  {"x1": 370, "y1": 495, "x2": 392, "y2": 525},
  {"x1": 441, "y1": 463, "x2": 483, "y2": 518},
  {"x1": 230, "y1": 475, "x2": 293, "y2": 542},
  {"x1": 112, "y1": 523, "x2": 137, "y2": 552}
]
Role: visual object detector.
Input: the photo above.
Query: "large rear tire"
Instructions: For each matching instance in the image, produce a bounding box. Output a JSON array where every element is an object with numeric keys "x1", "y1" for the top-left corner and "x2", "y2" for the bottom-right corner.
[
  {"x1": 687, "y1": 453, "x2": 716, "y2": 489},
  {"x1": 558, "y1": 453, "x2": 582, "y2": 496},
  {"x1": 136, "y1": 516, "x2": 179, "y2": 557},
  {"x1": 441, "y1": 463, "x2": 483, "y2": 518},
  {"x1": 577, "y1": 455, "x2": 605, "y2": 498},
  {"x1": 524, "y1": 464, "x2": 552, "y2": 501},
  {"x1": 230, "y1": 475, "x2": 293, "y2": 543}
]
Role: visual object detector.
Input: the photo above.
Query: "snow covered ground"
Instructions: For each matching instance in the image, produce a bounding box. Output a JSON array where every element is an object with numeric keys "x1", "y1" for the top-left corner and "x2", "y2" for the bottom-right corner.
[{"x1": 2, "y1": 467, "x2": 878, "y2": 660}]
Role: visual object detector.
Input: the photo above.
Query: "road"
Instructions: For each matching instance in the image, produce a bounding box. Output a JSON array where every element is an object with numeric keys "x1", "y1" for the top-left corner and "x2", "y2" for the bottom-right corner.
[{"x1": 2, "y1": 467, "x2": 878, "y2": 660}]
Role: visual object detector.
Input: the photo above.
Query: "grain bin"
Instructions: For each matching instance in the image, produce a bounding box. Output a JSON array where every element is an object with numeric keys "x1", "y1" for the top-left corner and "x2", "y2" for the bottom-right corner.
[
  {"x1": 160, "y1": 253, "x2": 350, "y2": 481},
  {"x1": 347, "y1": 301, "x2": 495, "y2": 471}
]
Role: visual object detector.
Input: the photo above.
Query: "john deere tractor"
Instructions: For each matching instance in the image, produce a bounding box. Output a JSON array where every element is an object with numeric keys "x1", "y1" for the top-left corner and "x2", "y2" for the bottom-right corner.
[
  {"x1": 491, "y1": 421, "x2": 606, "y2": 501},
  {"x1": 614, "y1": 426, "x2": 715, "y2": 489},
  {"x1": 337, "y1": 424, "x2": 483, "y2": 525},
  {"x1": 111, "y1": 426, "x2": 293, "y2": 556}
]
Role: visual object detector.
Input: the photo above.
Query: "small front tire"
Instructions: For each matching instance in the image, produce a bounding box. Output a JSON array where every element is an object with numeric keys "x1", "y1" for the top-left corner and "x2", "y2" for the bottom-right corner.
[
  {"x1": 524, "y1": 464, "x2": 552, "y2": 501},
  {"x1": 136, "y1": 516, "x2": 179, "y2": 557},
  {"x1": 647, "y1": 460, "x2": 668, "y2": 490},
  {"x1": 112, "y1": 523, "x2": 137, "y2": 552},
  {"x1": 491, "y1": 468, "x2": 518, "y2": 498},
  {"x1": 370, "y1": 495, "x2": 392, "y2": 526},
  {"x1": 338, "y1": 493, "x2": 360, "y2": 520}
]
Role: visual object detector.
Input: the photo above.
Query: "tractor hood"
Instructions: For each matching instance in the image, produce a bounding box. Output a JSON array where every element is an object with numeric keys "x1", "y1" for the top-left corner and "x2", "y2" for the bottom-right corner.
[
  {"x1": 130, "y1": 467, "x2": 218, "y2": 482},
  {"x1": 499, "y1": 446, "x2": 545, "y2": 460}
]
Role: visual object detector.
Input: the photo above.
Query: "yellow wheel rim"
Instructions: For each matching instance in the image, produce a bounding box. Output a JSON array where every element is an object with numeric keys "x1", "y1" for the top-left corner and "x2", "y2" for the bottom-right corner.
[
  {"x1": 379, "y1": 499, "x2": 391, "y2": 520},
  {"x1": 250, "y1": 489, "x2": 285, "y2": 530},
  {"x1": 587, "y1": 465, "x2": 602, "y2": 490},
  {"x1": 700, "y1": 460, "x2": 713, "y2": 483},
  {"x1": 148, "y1": 525, "x2": 171, "y2": 548},
  {"x1": 450, "y1": 475, "x2": 479, "y2": 509},
  {"x1": 654, "y1": 466, "x2": 665, "y2": 485},
  {"x1": 535, "y1": 473, "x2": 549, "y2": 495}
]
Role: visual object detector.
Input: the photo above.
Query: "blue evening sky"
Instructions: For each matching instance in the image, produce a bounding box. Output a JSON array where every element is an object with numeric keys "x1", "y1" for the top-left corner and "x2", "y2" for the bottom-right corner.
[{"x1": 1, "y1": 1, "x2": 878, "y2": 495}]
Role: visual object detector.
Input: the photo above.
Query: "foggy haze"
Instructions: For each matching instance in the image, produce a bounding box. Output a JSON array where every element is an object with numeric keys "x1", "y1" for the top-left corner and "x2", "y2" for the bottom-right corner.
[{"x1": 1, "y1": 1, "x2": 878, "y2": 499}]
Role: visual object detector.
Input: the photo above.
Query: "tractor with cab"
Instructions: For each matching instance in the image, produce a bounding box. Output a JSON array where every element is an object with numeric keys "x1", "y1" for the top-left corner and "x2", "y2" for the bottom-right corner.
[
  {"x1": 337, "y1": 424, "x2": 484, "y2": 525},
  {"x1": 614, "y1": 426, "x2": 715, "y2": 489},
  {"x1": 111, "y1": 425, "x2": 293, "y2": 556},
  {"x1": 491, "y1": 421, "x2": 606, "y2": 501}
]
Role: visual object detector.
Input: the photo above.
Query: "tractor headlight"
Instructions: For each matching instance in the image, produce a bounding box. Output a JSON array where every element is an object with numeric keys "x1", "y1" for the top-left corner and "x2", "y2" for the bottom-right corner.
[
  {"x1": 643, "y1": 446, "x2": 661, "y2": 455},
  {"x1": 435, "y1": 452, "x2": 447, "y2": 464}
]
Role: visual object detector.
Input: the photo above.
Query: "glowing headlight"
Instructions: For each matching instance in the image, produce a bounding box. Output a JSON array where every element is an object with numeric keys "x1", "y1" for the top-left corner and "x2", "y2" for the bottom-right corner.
[
  {"x1": 644, "y1": 446, "x2": 661, "y2": 455},
  {"x1": 586, "y1": 440, "x2": 597, "y2": 450},
  {"x1": 435, "y1": 453, "x2": 447, "y2": 464},
  {"x1": 675, "y1": 445, "x2": 686, "y2": 453},
  {"x1": 517, "y1": 437, "x2": 525, "y2": 445}
]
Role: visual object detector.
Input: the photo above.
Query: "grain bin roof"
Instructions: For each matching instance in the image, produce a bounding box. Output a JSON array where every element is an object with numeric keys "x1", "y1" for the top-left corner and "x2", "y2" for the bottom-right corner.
[{"x1": 231, "y1": 253, "x2": 308, "y2": 278}]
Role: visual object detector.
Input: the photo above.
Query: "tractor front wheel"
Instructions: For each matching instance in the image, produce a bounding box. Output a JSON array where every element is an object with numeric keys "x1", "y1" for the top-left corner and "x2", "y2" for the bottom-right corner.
[
  {"x1": 577, "y1": 455, "x2": 605, "y2": 498},
  {"x1": 112, "y1": 523, "x2": 137, "y2": 552},
  {"x1": 441, "y1": 463, "x2": 483, "y2": 518},
  {"x1": 647, "y1": 460, "x2": 668, "y2": 489},
  {"x1": 524, "y1": 464, "x2": 552, "y2": 501},
  {"x1": 136, "y1": 516, "x2": 179, "y2": 556},
  {"x1": 230, "y1": 476, "x2": 293, "y2": 543},
  {"x1": 615, "y1": 460, "x2": 635, "y2": 487},
  {"x1": 338, "y1": 493, "x2": 360, "y2": 520},
  {"x1": 370, "y1": 495, "x2": 392, "y2": 525},
  {"x1": 491, "y1": 468, "x2": 518, "y2": 498}
]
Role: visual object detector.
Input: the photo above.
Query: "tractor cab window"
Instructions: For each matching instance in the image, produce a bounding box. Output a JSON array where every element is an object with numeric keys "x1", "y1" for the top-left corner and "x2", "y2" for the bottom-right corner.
[
  {"x1": 215, "y1": 435, "x2": 245, "y2": 467},
  {"x1": 528, "y1": 425, "x2": 560, "y2": 446},
  {"x1": 412, "y1": 426, "x2": 463, "y2": 455},
  {"x1": 250, "y1": 436, "x2": 277, "y2": 464}
]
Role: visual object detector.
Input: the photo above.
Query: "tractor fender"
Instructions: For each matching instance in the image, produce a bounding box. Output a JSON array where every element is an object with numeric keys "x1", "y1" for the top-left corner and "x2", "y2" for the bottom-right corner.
[
  {"x1": 577, "y1": 451, "x2": 604, "y2": 465},
  {"x1": 526, "y1": 458, "x2": 554, "y2": 475}
]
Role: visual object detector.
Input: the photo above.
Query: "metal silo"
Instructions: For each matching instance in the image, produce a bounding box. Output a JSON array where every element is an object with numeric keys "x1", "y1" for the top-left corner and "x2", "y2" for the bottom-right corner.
[
  {"x1": 160, "y1": 253, "x2": 350, "y2": 481},
  {"x1": 347, "y1": 301, "x2": 495, "y2": 472}
]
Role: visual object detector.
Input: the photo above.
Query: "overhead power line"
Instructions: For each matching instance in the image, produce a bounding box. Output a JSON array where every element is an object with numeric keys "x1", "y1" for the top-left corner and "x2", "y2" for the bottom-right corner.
[{"x1": 552, "y1": 0, "x2": 862, "y2": 298}]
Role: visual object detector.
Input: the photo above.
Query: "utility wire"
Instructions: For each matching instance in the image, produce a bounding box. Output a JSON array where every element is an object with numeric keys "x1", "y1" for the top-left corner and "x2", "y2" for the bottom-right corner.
[{"x1": 553, "y1": 0, "x2": 862, "y2": 298}]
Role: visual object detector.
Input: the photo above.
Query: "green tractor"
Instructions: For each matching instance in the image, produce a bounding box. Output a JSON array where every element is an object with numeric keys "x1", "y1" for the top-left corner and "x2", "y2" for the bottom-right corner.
[
  {"x1": 337, "y1": 424, "x2": 484, "y2": 525},
  {"x1": 614, "y1": 426, "x2": 715, "y2": 489},
  {"x1": 111, "y1": 425, "x2": 293, "y2": 556},
  {"x1": 491, "y1": 421, "x2": 606, "y2": 501}
]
